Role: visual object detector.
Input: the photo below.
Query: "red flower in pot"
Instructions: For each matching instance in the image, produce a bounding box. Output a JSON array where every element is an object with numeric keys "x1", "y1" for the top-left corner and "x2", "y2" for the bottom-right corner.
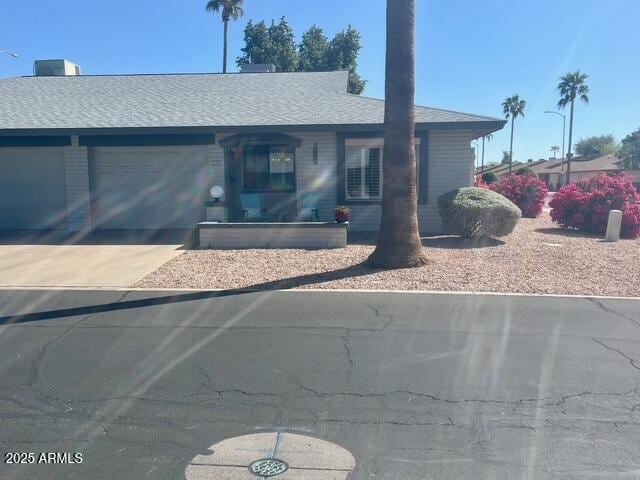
[{"x1": 333, "y1": 206, "x2": 351, "y2": 223}]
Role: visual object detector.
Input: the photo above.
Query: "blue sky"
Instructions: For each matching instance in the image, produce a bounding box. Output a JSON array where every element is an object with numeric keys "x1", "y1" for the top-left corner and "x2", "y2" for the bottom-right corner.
[{"x1": 2, "y1": 0, "x2": 638, "y2": 163}]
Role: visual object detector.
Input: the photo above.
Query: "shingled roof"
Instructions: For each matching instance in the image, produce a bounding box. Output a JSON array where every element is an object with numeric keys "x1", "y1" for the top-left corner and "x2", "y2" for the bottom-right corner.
[
  {"x1": 0, "y1": 70, "x2": 504, "y2": 133},
  {"x1": 530, "y1": 155, "x2": 623, "y2": 174}
]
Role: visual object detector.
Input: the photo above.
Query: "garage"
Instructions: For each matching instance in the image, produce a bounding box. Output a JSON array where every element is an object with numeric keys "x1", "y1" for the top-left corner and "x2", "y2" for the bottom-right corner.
[
  {"x1": 91, "y1": 146, "x2": 209, "y2": 229},
  {"x1": 0, "y1": 147, "x2": 68, "y2": 230}
]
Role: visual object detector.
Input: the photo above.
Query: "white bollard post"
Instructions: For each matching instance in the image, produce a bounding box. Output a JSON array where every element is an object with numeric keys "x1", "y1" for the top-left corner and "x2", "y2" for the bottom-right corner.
[{"x1": 604, "y1": 210, "x2": 623, "y2": 242}]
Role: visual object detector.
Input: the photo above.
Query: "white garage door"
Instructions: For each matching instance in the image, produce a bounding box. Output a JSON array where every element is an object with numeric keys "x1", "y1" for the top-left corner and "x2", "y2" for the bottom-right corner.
[
  {"x1": 0, "y1": 147, "x2": 67, "y2": 230},
  {"x1": 92, "y1": 146, "x2": 209, "y2": 229}
]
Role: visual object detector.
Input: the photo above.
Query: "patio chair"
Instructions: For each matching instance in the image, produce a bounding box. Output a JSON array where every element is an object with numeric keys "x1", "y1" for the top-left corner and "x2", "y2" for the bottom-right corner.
[
  {"x1": 296, "y1": 193, "x2": 320, "y2": 221},
  {"x1": 240, "y1": 193, "x2": 267, "y2": 221}
]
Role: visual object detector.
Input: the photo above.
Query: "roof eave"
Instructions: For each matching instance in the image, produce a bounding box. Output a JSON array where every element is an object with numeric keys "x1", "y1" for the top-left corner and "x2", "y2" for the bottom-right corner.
[{"x1": 0, "y1": 120, "x2": 507, "y2": 137}]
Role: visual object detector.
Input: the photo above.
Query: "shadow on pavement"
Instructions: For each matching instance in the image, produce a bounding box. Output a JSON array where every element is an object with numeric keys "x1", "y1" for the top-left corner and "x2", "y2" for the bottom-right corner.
[{"x1": 0, "y1": 263, "x2": 378, "y2": 326}]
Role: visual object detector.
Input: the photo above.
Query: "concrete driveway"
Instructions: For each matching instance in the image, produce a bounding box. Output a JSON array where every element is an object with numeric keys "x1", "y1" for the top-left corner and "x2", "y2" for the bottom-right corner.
[{"x1": 0, "y1": 244, "x2": 183, "y2": 287}]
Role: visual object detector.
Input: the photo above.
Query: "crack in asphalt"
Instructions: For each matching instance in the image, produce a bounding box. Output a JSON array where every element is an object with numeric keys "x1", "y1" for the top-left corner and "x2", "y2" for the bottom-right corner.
[
  {"x1": 321, "y1": 417, "x2": 471, "y2": 429},
  {"x1": 592, "y1": 338, "x2": 640, "y2": 371},
  {"x1": 586, "y1": 297, "x2": 640, "y2": 329},
  {"x1": 343, "y1": 331, "x2": 354, "y2": 382}
]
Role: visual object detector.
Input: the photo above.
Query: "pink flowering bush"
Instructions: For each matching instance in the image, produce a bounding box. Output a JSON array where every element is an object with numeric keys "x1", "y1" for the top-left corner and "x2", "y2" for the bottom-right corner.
[
  {"x1": 549, "y1": 173, "x2": 640, "y2": 238},
  {"x1": 489, "y1": 174, "x2": 548, "y2": 218}
]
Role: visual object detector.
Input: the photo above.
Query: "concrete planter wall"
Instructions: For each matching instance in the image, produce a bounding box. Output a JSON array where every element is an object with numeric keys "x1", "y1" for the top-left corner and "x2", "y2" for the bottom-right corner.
[{"x1": 198, "y1": 222, "x2": 348, "y2": 249}]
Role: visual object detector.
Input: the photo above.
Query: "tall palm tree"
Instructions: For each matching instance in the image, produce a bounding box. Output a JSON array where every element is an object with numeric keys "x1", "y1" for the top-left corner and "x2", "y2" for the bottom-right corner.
[
  {"x1": 557, "y1": 71, "x2": 589, "y2": 183},
  {"x1": 480, "y1": 133, "x2": 493, "y2": 175},
  {"x1": 206, "y1": 0, "x2": 244, "y2": 73},
  {"x1": 367, "y1": 0, "x2": 426, "y2": 269},
  {"x1": 502, "y1": 95, "x2": 527, "y2": 174},
  {"x1": 550, "y1": 145, "x2": 560, "y2": 158}
]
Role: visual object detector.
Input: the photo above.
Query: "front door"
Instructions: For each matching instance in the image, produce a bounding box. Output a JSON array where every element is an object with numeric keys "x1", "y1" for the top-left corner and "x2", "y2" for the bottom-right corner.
[{"x1": 225, "y1": 144, "x2": 297, "y2": 221}]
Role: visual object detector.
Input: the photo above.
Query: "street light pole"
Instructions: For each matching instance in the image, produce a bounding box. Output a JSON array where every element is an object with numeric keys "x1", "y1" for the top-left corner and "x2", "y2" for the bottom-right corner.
[
  {"x1": 544, "y1": 110, "x2": 566, "y2": 159},
  {"x1": 1, "y1": 51, "x2": 18, "y2": 58}
]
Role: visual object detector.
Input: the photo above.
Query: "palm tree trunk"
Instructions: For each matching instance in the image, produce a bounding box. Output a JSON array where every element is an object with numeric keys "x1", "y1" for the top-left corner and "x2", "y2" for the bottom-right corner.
[
  {"x1": 222, "y1": 19, "x2": 229, "y2": 73},
  {"x1": 566, "y1": 99, "x2": 575, "y2": 183},
  {"x1": 367, "y1": 0, "x2": 426, "y2": 269},
  {"x1": 509, "y1": 116, "x2": 515, "y2": 174}
]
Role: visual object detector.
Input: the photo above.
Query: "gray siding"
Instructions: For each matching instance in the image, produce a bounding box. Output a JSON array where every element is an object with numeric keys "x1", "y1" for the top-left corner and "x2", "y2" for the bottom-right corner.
[
  {"x1": 212, "y1": 130, "x2": 474, "y2": 233},
  {"x1": 419, "y1": 130, "x2": 475, "y2": 233},
  {"x1": 64, "y1": 144, "x2": 92, "y2": 231},
  {"x1": 334, "y1": 130, "x2": 474, "y2": 232},
  {"x1": 293, "y1": 132, "x2": 338, "y2": 222}
]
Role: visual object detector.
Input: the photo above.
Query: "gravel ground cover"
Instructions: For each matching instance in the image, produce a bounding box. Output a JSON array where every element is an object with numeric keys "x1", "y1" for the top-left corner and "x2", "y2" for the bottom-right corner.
[{"x1": 132, "y1": 213, "x2": 640, "y2": 297}]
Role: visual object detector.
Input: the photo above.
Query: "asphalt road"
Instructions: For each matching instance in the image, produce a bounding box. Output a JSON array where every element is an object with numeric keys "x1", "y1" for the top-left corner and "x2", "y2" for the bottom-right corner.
[{"x1": 0, "y1": 289, "x2": 639, "y2": 480}]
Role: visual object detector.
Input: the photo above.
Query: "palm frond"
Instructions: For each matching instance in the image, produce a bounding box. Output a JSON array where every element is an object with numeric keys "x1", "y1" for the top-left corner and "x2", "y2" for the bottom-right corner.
[
  {"x1": 205, "y1": 0, "x2": 222, "y2": 13},
  {"x1": 205, "y1": 0, "x2": 244, "y2": 20},
  {"x1": 557, "y1": 70, "x2": 590, "y2": 107}
]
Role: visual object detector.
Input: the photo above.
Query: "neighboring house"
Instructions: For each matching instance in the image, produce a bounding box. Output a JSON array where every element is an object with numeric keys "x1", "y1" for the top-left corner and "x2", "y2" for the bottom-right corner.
[
  {"x1": 530, "y1": 154, "x2": 632, "y2": 189},
  {"x1": 476, "y1": 159, "x2": 547, "y2": 179},
  {"x1": 0, "y1": 60, "x2": 505, "y2": 234}
]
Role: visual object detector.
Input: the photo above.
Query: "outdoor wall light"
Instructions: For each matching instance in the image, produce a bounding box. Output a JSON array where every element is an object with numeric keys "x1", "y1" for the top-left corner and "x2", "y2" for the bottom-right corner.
[
  {"x1": 210, "y1": 185, "x2": 224, "y2": 202},
  {"x1": 313, "y1": 142, "x2": 319, "y2": 165}
]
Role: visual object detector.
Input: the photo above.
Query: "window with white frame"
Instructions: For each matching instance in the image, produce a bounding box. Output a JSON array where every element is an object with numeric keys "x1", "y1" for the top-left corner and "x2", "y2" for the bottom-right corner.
[
  {"x1": 346, "y1": 146, "x2": 382, "y2": 200},
  {"x1": 345, "y1": 139, "x2": 420, "y2": 201}
]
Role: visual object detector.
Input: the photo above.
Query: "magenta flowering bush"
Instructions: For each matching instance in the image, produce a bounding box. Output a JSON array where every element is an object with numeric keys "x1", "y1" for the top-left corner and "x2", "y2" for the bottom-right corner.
[
  {"x1": 489, "y1": 174, "x2": 548, "y2": 218},
  {"x1": 549, "y1": 173, "x2": 640, "y2": 238}
]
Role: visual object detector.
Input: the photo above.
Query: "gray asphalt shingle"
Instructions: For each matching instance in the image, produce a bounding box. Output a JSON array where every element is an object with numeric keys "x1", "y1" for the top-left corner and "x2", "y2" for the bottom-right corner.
[{"x1": 0, "y1": 70, "x2": 501, "y2": 130}]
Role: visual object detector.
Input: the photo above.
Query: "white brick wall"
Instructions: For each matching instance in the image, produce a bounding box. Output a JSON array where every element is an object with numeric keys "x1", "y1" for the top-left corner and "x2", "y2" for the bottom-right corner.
[{"x1": 63, "y1": 145, "x2": 92, "y2": 231}]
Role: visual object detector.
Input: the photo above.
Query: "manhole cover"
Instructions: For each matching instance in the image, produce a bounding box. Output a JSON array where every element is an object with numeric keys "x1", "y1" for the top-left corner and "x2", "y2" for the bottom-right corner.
[{"x1": 248, "y1": 458, "x2": 289, "y2": 477}]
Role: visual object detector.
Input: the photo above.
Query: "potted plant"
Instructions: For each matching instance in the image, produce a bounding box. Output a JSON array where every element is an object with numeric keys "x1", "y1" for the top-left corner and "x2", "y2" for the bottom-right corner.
[{"x1": 333, "y1": 206, "x2": 350, "y2": 223}]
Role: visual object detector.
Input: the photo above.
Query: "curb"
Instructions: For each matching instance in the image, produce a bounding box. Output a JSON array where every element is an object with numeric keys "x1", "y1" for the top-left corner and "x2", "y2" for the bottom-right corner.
[{"x1": 0, "y1": 285, "x2": 639, "y2": 301}]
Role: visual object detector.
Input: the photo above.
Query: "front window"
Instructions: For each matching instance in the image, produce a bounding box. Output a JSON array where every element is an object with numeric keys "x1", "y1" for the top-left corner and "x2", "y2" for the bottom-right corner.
[
  {"x1": 345, "y1": 141, "x2": 420, "y2": 201},
  {"x1": 346, "y1": 146, "x2": 382, "y2": 200},
  {"x1": 243, "y1": 145, "x2": 295, "y2": 192}
]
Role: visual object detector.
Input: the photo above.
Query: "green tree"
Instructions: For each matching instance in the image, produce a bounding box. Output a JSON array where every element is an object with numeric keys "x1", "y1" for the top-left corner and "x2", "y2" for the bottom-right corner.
[
  {"x1": 550, "y1": 145, "x2": 560, "y2": 158},
  {"x1": 500, "y1": 150, "x2": 511, "y2": 165},
  {"x1": 502, "y1": 95, "x2": 527, "y2": 174},
  {"x1": 557, "y1": 71, "x2": 590, "y2": 182},
  {"x1": 237, "y1": 17, "x2": 298, "y2": 72},
  {"x1": 205, "y1": 0, "x2": 244, "y2": 74},
  {"x1": 238, "y1": 20, "x2": 366, "y2": 94},
  {"x1": 575, "y1": 134, "x2": 617, "y2": 156},
  {"x1": 298, "y1": 25, "x2": 329, "y2": 71},
  {"x1": 326, "y1": 26, "x2": 366, "y2": 94},
  {"x1": 618, "y1": 128, "x2": 640, "y2": 169},
  {"x1": 367, "y1": 0, "x2": 426, "y2": 269}
]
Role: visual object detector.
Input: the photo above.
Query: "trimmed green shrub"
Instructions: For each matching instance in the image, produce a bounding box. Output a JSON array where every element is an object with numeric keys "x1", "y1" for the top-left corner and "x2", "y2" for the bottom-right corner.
[
  {"x1": 482, "y1": 171, "x2": 498, "y2": 184},
  {"x1": 438, "y1": 187, "x2": 521, "y2": 238}
]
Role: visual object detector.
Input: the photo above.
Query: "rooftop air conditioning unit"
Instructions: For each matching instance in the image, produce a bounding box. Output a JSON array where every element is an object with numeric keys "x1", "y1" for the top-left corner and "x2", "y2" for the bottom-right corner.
[
  {"x1": 239, "y1": 63, "x2": 276, "y2": 73},
  {"x1": 34, "y1": 59, "x2": 81, "y2": 76}
]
